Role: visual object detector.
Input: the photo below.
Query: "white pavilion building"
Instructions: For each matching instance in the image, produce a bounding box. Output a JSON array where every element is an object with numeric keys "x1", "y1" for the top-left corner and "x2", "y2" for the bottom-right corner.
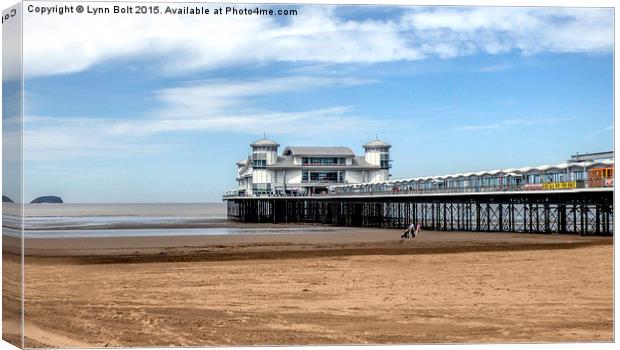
[{"x1": 234, "y1": 138, "x2": 391, "y2": 196}]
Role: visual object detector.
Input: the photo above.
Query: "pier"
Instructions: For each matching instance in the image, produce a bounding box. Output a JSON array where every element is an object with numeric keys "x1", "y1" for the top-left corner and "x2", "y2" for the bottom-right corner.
[
  {"x1": 226, "y1": 143, "x2": 613, "y2": 235},
  {"x1": 225, "y1": 188, "x2": 613, "y2": 235}
]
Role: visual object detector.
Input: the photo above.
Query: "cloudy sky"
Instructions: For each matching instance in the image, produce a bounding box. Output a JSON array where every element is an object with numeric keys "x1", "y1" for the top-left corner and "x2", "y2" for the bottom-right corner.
[{"x1": 15, "y1": 2, "x2": 614, "y2": 202}]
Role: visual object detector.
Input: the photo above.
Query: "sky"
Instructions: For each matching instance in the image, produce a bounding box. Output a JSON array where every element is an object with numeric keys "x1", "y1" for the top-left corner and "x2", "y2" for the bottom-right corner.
[{"x1": 9, "y1": 3, "x2": 614, "y2": 203}]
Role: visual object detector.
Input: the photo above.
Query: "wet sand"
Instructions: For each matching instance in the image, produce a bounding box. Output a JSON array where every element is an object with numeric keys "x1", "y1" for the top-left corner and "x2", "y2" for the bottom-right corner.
[{"x1": 2, "y1": 227, "x2": 614, "y2": 347}]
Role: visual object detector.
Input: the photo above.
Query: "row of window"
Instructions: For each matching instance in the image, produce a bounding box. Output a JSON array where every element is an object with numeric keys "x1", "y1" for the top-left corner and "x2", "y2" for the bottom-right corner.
[
  {"x1": 301, "y1": 157, "x2": 347, "y2": 166},
  {"x1": 252, "y1": 183, "x2": 271, "y2": 194},
  {"x1": 302, "y1": 171, "x2": 345, "y2": 183},
  {"x1": 252, "y1": 155, "x2": 391, "y2": 169},
  {"x1": 252, "y1": 146, "x2": 277, "y2": 151},
  {"x1": 252, "y1": 159, "x2": 267, "y2": 168},
  {"x1": 366, "y1": 146, "x2": 390, "y2": 152},
  {"x1": 335, "y1": 167, "x2": 612, "y2": 193},
  {"x1": 380, "y1": 154, "x2": 390, "y2": 169},
  {"x1": 252, "y1": 152, "x2": 267, "y2": 160},
  {"x1": 590, "y1": 167, "x2": 614, "y2": 179}
]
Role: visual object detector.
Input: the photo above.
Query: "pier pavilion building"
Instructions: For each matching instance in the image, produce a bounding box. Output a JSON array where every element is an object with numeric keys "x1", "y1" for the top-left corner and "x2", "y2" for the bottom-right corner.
[{"x1": 233, "y1": 138, "x2": 391, "y2": 196}]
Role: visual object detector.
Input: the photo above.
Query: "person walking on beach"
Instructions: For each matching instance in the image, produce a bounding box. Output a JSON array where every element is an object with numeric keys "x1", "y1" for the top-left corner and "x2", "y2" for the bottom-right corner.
[
  {"x1": 401, "y1": 223, "x2": 415, "y2": 239},
  {"x1": 414, "y1": 223, "x2": 422, "y2": 237}
]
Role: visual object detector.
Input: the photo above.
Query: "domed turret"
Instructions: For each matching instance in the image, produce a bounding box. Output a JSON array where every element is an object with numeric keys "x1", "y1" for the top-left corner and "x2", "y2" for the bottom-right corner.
[
  {"x1": 251, "y1": 136, "x2": 279, "y2": 168},
  {"x1": 251, "y1": 138, "x2": 280, "y2": 148},
  {"x1": 363, "y1": 139, "x2": 391, "y2": 149}
]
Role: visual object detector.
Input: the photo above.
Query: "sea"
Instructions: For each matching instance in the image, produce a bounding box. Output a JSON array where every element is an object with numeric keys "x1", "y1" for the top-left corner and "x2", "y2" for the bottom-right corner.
[{"x1": 2, "y1": 203, "x2": 349, "y2": 239}]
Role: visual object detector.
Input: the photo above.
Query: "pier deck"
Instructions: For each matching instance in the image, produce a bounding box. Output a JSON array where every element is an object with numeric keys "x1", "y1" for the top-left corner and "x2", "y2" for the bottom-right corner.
[{"x1": 225, "y1": 188, "x2": 613, "y2": 235}]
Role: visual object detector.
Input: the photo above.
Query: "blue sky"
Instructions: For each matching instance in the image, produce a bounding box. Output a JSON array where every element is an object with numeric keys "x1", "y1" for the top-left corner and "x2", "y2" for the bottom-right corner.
[{"x1": 16, "y1": 4, "x2": 613, "y2": 203}]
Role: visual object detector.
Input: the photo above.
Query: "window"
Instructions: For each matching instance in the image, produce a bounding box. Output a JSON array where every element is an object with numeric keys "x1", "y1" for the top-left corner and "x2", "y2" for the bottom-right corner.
[
  {"x1": 528, "y1": 173, "x2": 541, "y2": 183},
  {"x1": 380, "y1": 154, "x2": 390, "y2": 169},
  {"x1": 301, "y1": 157, "x2": 346, "y2": 166},
  {"x1": 302, "y1": 171, "x2": 343, "y2": 183},
  {"x1": 572, "y1": 171, "x2": 584, "y2": 180},
  {"x1": 589, "y1": 167, "x2": 614, "y2": 179},
  {"x1": 252, "y1": 183, "x2": 271, "y2": 194},
  {"x1": 252, "y1": 152, "x2": 267, "y2": 169},
  {"x1": 252, "y1": 159, "x2": 266, "y2": 168}
]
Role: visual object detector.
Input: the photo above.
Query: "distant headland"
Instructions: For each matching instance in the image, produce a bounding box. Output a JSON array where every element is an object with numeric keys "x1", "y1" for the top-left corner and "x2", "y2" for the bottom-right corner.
[{"x1": 30, "y1": 196, "x2": 63, "y2": 204}]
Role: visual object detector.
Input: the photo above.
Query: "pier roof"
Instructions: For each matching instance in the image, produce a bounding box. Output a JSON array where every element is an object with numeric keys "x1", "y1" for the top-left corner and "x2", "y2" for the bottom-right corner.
[
  {"x1": 332, "y1": 159, "x2": 614, "y2": 188},
  {"x1": 282, "y1": 146, "x2": 355, "y2": 157},
  {"x1": 267, "y1": 156, "x2": 379, "y2": 169},
  {"x1": 363, "y1": 140, "x2": 391, "y2": 148},
  {"x1": 251, "y1": 138, "x2": 280, "y2": 147}
]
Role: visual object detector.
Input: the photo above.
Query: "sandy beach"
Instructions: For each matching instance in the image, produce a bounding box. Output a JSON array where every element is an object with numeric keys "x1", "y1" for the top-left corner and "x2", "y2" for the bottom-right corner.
[{"x1": 2, "y1": 227, "x2": 614, "y2": 347}]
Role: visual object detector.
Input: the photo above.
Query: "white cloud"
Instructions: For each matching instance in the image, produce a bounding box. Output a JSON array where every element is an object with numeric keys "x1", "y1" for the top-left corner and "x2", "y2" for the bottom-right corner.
[
  {"x1": 21, "y1": 115, "x2": 179, "y2": 161},
  {"x1": 455, "y1": 117, "x2": 569, "y2": 131},
  {"x1": 402, "y1": 7, "x2": 613, "y2": 56},
  {"x1": 110, "y1": 106, "x2": 364, "y2": 136},
  {"x1": 21, "y1": 5, "x2": 613, "y2": 78},
  {"x1": 478, "y1": 63, "x2": 511, "y2": 73},
  {"x1": 109, "y1": 75, "x2": 376, "y2": 136},
  {"x1": 22, "y1": 5, "x2": 421, "y2": 78},
  {"x1": 151, "y1": 76, "x2": 375, "y2": 117},
  {"x1": 22, "y1": 75, "x2": 378, "y2": 159},
  {"x1": 584, "y1": 125, "x2": 613, "y2": 140},
  {"x1": 456, "y1": 123, "x2": 502, "y2": 131}
]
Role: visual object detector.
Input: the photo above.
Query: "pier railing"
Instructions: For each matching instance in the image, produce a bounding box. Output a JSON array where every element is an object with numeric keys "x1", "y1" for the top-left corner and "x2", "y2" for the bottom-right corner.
[{"x1": 223, "y1": 180, "x2": 613, "y2": 199}]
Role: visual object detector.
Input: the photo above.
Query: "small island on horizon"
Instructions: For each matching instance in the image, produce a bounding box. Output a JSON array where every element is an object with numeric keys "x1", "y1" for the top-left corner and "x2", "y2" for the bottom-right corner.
[
  {"x1": 30, "y1": 196, "x2": 63, "y2": 204},
  {"x1": 2, "y1": 195, "x2": 64, "y2": 204}
]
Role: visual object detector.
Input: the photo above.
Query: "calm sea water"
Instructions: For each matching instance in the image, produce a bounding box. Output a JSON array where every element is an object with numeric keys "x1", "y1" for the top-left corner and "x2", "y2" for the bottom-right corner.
[{"x1": 2, "y1": 203, "x2": 350, "y2": 238}]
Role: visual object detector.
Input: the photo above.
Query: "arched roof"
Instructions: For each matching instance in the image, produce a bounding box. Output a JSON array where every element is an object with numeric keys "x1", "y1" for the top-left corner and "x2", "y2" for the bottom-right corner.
[
  {"x1": 251, "y1": 138, "x2": 280, "y2": 148},
  {"x1": 363, "y1": 139, "x2": 391, "y2": 149},
  {"x1": 329, "y1": 159, "x2": 614, "y2": 189}
]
